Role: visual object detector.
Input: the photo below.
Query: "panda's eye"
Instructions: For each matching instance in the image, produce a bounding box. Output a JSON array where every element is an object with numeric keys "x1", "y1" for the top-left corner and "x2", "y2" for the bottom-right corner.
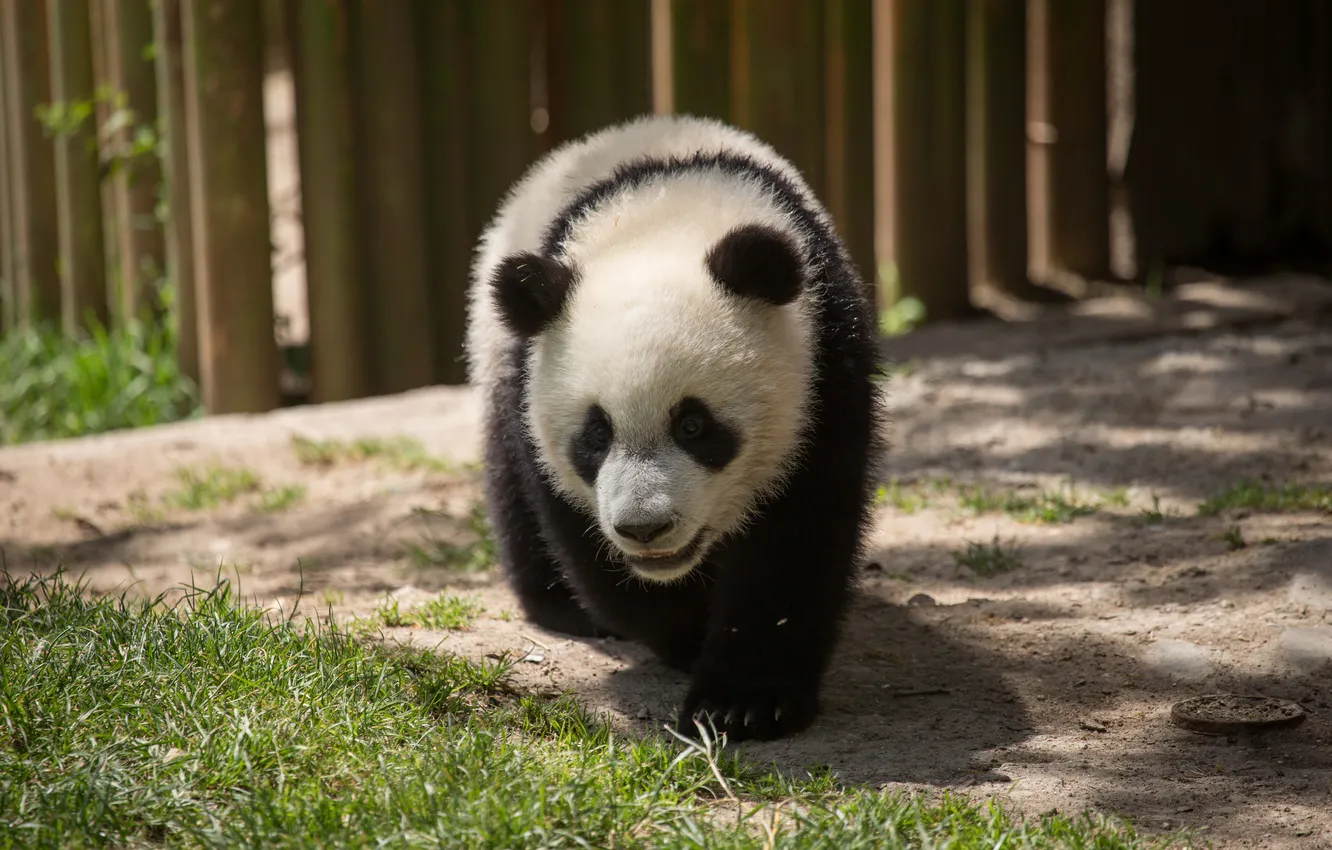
[
  {"x1": 674, "y1": 412, "x2": 707, "y2": 441},
  {"x1": 590, "y1": 420, "x2": 612, "y2": 448}
]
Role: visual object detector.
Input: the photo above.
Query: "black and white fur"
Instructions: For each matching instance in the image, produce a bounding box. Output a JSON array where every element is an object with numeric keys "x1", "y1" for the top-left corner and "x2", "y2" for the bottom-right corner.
[{"x1": 466, "y1": 114, "x2": 883, "y2": 742}]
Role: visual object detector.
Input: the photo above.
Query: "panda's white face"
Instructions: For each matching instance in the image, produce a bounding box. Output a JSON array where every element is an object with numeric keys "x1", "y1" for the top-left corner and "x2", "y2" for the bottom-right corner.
[{"x1": 522, "y1": 227, "x2": 816, "y2": 583}]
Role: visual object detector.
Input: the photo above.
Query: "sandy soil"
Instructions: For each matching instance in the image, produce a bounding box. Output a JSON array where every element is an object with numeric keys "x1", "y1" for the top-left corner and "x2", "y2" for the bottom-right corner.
[{"x1": 3, "y1": 276, "x2": 1331, "y2": 849}]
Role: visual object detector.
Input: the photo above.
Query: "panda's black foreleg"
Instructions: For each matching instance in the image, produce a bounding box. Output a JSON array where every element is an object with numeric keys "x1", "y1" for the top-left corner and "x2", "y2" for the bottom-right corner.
[
  {"x1": 483, "y1": 415, "x2": 611, "y2": 640},
  {"x1": 675, "y1": 499, "x2": 862, "y2": 743},
  {"x1": 676, "y1": 390, "x2": 874, "y2": 743}
]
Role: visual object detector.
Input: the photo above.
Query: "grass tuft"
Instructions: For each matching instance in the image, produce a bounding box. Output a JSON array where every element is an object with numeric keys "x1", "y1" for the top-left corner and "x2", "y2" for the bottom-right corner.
[
  {"x1": 405, "y1": 502, "x2": 498, "y2": 573},
  {"x1": 1197, "y1": 479, "x2": 1332, "y2": 517},
  {"x1": 953, "y1": 535, "x2": 1025, "y2": 577},
  {"x1": 359, "y1": 592, "x2": 485, "y2": 632},
  {"x1": 0, "y1": 570, "x2": 1179, "y2": 848},
  {"x1": 0, "y1": 317, "x2": 200, "y2": 446},
  {"x1": 958, "y1": 483, "x2": 1104, "y2": 525},
  {"x1": 162, "y1": 463, "x2": 262, "y2": 510},
  {"x1": 290, "y1": 435, "x2": 459, "y2": 475}
]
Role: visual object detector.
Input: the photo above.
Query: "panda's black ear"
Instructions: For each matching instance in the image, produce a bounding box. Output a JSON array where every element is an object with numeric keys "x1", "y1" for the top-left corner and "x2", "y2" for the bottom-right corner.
[
  {"x1": 705, "y1": 223, "x2": 804, "y2": 307},
  {"x1": 491, "y1": 252, "x2": 577, "y2": 337}
]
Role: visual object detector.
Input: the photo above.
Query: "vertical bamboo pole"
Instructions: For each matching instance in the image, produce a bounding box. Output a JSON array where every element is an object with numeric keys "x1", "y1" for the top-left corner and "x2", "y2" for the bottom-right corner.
[
  {"x1": 465, "y1": 2, "x2": 538, "y2": 255},
  {"x1": 47, "y1": 0, "x2": 110, "y2": 334},
  {"x1": 1027, "y1": 0, "x2": 1110, "y2": 284},
  {"x1": 418, "y1": 0, "x2": 474, "y2": 385},
  {"x1": 544, "y1": 0, "x2": 651, "y2": 145},
  {"x1": 181, "y1": 0, "x2": 280, "y2": 414},
  {"x1": 1, "y1": 0, "x2": 62, "y2": 326},
  {"x1": 885, "y1": 0, "x2": 970, "y2": 319},
  {"x1": 824, "y1": 0, "x2": 875, "y2": 298},
  {"x1": 0, "y1": 12, "x2": 15, "y2": 331},
  {"x1": 965, "y1": 0, "x2": 1028, "y2": 299},
  {"x1": 152, "y1": 0, "x2": 199, "y2": 388},
  {"x1": 103, "y1": 0, "x2": 166, "y2": 320},
  {"x1": 668, "y1": 0, "x2": 730, "y2": 120},
  {"x1": 349, "y1": 0, "x2": 434, "y2": 396},
  {"x1": 288, "y1": 0, "x2": 369, "y2": 402},
  {"x1": 729, "y1": 0, "x2": 827, "y2": 198}
]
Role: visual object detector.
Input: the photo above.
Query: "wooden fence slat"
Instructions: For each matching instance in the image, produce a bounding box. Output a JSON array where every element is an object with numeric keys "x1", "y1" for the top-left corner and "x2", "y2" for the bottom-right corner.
[
  {"x1": 1027, "y1": 0, "x2": 1109, "y2": 284},
  {"x1": 288, "y1": 0, "x2": 370, "y2": 402},
  {"x1": 47, "y1": 0, "x2": 110, "y2": 335},
  {"x1": 823, "y1": 0, "x2": 876, "y2": 300},
  {"x1": 465, "y1": 2, "x2": 539, "y2": 260},
  {"x1": 103, "y1": 0, "x2": 166, "y2": 321},
  {"x1": 544, "y1": 0, "x2": 652, "y2": 145},
  {"x1": 181, "y1": 0, "x2": 280, "y2": 414},
  {"x1": 883, "y1": 0, "x2": 971, "y2": 320},
  {"x1": 152, "y1": 0, "x2": 199, "y2": 389},
  {"x1": 418, "y1": 0, "x2": 473, "y2": 386},
  {"x1": 1, "y1": 0, "x2": 62, "y2": 327},
  {"x1": 668, "y1": 0, "x2": 731, "y2": 120},
  {"x1": 730, "y1": 0, "x2": 826, "y2": 199},
  {"x1": 0, "y1": 9, "x2": 14, "y2": 331},
  {"x1": 965, "y1": 0, "x2": 1029, "y2": 300},
  {"x1": 350, "y1": 0, "x2": 435, "y2": 396}
]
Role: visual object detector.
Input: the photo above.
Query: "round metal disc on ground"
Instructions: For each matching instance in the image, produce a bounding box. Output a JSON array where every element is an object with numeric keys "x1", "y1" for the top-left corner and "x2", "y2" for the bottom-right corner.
[{"x1": 1170, "y1": 694, "x2": 1307, "y2": 735}]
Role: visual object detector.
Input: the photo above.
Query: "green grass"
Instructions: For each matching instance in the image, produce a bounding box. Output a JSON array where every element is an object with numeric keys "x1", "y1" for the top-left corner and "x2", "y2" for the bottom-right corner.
[
  {"x1": 953, "y1": 535, "x2": 1025, "y2": 577},
  {"x1": 958, "y1": 483, "x2": 1104, "y2": 525},
  {"x1": 360, "y1": 592, "x2": 485, "y2": 632},
  {"x1": 874, "y1": 478, "x2": 1129, "y2": 526},
  {"x1": 0, "y1": 316, "x2": 200, "y2": 446},
  {"x1": 162, "y1": 463, "x2": 262, "y2": 511},
  {"x1": 0, "y1": 570, "x2": 1175, "y2": 849},
  {"x1": 155, "y1": 464, "x2": 307, "y2": 516},
  {"x1": 291, "y1": 435, "x2": 459, "y2": 475},
  {"x1": 1196, "y1": 479, "x2": 1332, "y2": 517},
  {"x1": 253, "y1": 483, "x2": 307, "y2": 514},
  {"x1": 405, "y1": 502, "x2": 498, "y2": 573}
]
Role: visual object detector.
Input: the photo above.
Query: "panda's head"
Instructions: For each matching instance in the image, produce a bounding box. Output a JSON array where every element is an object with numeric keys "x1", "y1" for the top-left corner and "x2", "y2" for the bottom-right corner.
[{"x1": 490, "y1": 220, "x2": 816, "y2": 583}]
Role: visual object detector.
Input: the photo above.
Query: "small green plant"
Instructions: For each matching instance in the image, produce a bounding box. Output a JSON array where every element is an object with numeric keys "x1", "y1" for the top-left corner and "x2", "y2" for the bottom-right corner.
[
  {"x1": 1222, "y1": 525, "x2": 1247, "y2": 551},
  {"x1": 318, "y1": 588, "x2": 346, "y2": 607},
  {"x1": 875, "y1": 261, "x2": 927, "y2": 337},
  {"x1": 415, "y1": 594, "x2": 485, "y2": 630},
  {"x1": 366, "y1": 592, "x2": 484, "y2": 631},
  {"x1": 874, "y1": 478, "x2": 929, "y2": 513},
  {"x1": 958, "y1": 483, "x2": 1100, "y2": 524},
  {"x1": 162, "y1": 464, "x2": 262, "y2": 510},
  {"x1": 1100, "y1": 487, "x2": 1131, "y2": 508},
  {"x1": 291, "y1": 434, "x2": 454, "y2": 474},
  {"x1": 0, "y1": 316, "x2": 200, "y2": 446},
  {"x1": 1138, "y1": 493, "x2": 1173, "y2": 524},
  {"x1": 406, "y1": 501, "x2": 497, "y2": 573},
  {"x1": 1197, "y1": 479, "x2": 1332, "y2": 517},
  {"x1": 878, "y1": 297, "x2": 927, "y2": 337},
  {"x1": 254, "y1": 483, "x2": 307, "y2": 513},
  {"x1": 953, "y1": 535, "x2": 1024, "y2": 576}
]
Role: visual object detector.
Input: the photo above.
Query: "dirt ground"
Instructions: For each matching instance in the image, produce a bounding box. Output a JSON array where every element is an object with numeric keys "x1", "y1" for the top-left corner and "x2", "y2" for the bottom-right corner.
[{"x1": 3, "y1": 275, "x2": 1331, "y2": 849}]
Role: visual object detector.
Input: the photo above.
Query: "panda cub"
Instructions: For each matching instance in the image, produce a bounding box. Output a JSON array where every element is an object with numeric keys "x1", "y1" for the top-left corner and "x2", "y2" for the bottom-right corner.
[{"x1": 466, "y1": 114, "x2": 882, "y2": 742}]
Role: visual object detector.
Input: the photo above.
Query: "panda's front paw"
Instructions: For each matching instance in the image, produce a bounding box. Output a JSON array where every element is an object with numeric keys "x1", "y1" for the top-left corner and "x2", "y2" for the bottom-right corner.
[{"x1": 676, "y1": 675, "x2": 818, "y2": 743}]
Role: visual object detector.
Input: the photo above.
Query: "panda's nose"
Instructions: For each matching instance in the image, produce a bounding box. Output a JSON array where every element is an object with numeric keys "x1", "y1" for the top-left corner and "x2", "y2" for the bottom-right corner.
[{"x1": 615, "y1": 519, "x2": 676, "y2": 545}]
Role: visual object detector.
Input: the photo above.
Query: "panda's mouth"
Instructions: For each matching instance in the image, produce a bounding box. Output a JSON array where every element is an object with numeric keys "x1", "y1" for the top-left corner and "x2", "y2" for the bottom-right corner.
[{"x1": 622, "y1": 529, "x2": 708, "y2": 579}]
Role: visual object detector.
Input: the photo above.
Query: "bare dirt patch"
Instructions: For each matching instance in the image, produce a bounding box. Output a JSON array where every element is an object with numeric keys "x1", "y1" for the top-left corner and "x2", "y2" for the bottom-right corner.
[{"x1": 3, "y1": 277, "x2": 1331, "y2": 848}]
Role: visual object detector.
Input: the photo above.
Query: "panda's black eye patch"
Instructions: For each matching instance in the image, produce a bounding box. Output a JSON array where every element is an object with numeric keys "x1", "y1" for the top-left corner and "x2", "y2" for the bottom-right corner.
[
  {"x1": 671, "y1": 397, "x2": 738, "y2": 470},
  {"x1": 570, "y1": 405, "x2": 613, "y2": 485}
]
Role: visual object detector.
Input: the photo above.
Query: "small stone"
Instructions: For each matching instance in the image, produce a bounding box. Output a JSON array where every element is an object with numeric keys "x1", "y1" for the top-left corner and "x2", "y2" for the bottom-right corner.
[{"x1": 907, "y1": 593, "x2": 937, "y2": 607}]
